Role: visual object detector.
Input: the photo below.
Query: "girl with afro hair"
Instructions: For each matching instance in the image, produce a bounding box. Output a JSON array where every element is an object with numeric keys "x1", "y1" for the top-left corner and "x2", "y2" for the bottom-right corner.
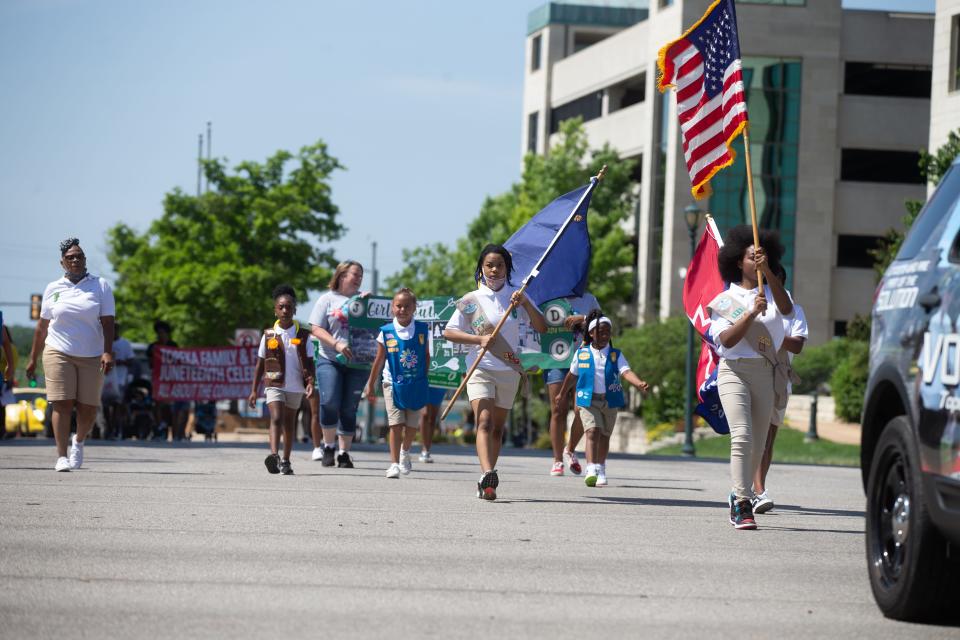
[{"x1": 707, "y1": 225, "x2": 793, "y2": 530}]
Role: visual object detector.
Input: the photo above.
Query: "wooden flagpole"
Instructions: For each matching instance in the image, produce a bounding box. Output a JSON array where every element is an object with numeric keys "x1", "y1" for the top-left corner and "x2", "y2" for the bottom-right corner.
[
  {"x1": 439, "y1": 166, "x2": 607, "y2": 422},
  {"x1": 741, "y1": 127, "x2": 764, "y2": 292}
]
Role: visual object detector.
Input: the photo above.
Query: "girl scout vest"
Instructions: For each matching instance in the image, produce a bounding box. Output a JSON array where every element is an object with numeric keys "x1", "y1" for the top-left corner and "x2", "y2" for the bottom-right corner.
[
  {"x1": 381, "y1": 320, "x2": 429, "y2": 410},
  {"x1": 574, "y1": 346, "x2": 626, "y2": 409},
  {"x1": 706, "y1": 289, "x2": 799, "y2": 411},
  {"x1": 262, "y1": 322, "x2": 312, "y2": 390}
]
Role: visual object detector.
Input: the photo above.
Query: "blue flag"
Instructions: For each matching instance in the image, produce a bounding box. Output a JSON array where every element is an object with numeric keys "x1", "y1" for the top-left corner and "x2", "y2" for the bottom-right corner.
[
  {"x1": 694, "y1": 365, "x2": 729, "y2": 435},
  {"x1": 504, "y1": 183, "x2": 593, "y2": 306}
]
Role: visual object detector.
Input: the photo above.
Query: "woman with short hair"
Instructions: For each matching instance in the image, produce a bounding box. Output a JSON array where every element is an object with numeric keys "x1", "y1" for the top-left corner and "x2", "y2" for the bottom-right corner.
[
  {"x1": 308, "y1": 260, "x2": 368, "y2": 468},
  {"x1": 26, "y1": 238, "x2": 116, "y2": 471}
]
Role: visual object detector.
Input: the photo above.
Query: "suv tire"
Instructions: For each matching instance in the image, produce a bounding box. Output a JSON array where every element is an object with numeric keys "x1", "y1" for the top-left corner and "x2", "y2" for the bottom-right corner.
[{"x1": 865, "y1": 416, "x2": 959, "y2": 622}]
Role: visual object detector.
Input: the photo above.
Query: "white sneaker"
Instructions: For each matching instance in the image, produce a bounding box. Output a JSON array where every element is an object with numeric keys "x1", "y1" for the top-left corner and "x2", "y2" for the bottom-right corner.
[
  {"x1": 596, "y1": 464, "x2": 608, "y2": 487},
  {"x1": 68, "y1": 435, "x2": 84, "y2": 469},
  {"x1": 419, "y1": 450, "x2": 433, "y2": 463},
  {"x1": 311, "y1": 447, "x2": 324, "y2": 461},
  {"x1": 753, "y1": 491, "x2": 774, "y2": 514},
  {"x1": 585, "y1": 464, "x2": 598, "y2": 487},
  {"x1": 386, "y1": 463, "x2": 401, "y2": 479},
  {"x1": 399, "y1": 450, "x2": 412, "y2": 475},
  {"x1": 55, "y1": 456, "x2": 71, "y2": 472}
]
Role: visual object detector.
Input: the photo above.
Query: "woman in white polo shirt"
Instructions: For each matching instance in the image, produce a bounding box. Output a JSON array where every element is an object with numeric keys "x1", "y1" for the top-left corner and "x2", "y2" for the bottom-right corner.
[
  {"x1": 25, "y1": 238, "x2": 116, "y2": 472},
  {"x1": 443, "y1": 244, "x2": 547, "y2": 500},
  {"x1": 707, "y1": 226, "x2": 792, "y2": 530}
]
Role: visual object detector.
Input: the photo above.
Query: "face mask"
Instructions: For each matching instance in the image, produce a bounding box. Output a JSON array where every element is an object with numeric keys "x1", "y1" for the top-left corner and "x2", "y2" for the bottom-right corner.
[
  {"x1": 484, "y1": 275, "x2": 506, "y2": 290},
  {"x1": 65, "y1": 270, "x2": 88, "y2": 283}
]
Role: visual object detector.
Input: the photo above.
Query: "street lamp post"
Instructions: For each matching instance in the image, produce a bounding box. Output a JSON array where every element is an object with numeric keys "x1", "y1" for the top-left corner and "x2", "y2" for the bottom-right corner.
[{"x1": 682, "y1": 204, "x2": 702, "y2": 457}]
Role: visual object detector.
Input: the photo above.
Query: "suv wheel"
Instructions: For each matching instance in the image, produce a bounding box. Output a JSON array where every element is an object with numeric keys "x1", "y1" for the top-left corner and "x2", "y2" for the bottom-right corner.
[{"x1": 865, "y1": 416, "x2": 959, "y2": 622}]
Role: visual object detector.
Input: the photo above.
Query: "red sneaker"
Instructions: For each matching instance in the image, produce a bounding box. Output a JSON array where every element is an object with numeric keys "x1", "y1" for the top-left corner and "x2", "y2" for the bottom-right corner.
[{"x1": 564, "y1": 450, "x2": 582, "y2": 475}]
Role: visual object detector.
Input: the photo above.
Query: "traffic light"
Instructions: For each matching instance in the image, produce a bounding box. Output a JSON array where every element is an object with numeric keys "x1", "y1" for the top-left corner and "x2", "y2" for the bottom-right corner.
[{"x1": 30, "y1": 293, "x2": 41, "y2": 321}]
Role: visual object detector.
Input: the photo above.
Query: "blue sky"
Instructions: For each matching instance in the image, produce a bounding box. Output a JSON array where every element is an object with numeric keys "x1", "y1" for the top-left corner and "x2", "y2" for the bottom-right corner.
[{"x1": 0, "y1": 0, "x2": 934, "y2": 328}]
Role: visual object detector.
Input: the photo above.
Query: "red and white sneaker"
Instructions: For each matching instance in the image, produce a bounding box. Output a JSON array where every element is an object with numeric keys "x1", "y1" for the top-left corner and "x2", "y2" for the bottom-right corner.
[
  {"x1": 550, "y1": 461, "x2": 564, "y2": 476},
  {"x1": 564, "y1": 450, "x2": 582, "y2": 475}
]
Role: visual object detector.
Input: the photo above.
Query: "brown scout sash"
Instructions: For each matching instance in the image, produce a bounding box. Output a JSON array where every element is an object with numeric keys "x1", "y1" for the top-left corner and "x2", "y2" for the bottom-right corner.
[
  {"x1": 262, "y1": 326, "x2": 313, "y2": 390},
  {"x1": 707, "y1": 290, "x2": 800, "y2": 411}
]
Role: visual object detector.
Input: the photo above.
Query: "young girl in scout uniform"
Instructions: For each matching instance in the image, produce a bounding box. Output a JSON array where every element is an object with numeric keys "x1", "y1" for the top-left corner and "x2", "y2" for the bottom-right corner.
[
  {"x1": 443, "y1": 244, "x2": 548, "y2": 500},
  {"x1": 707, "y1": 226, "x2": 794, "y2": 530},
  {"x1": 248, "y1": 285, "x2": 314, "y2": 476},
  {"x1": 555, "y1": 310, "x2": 649, "y2": 487},
  {"x1": 366, "y1": 288, "x2": 431, "y2": 479}
]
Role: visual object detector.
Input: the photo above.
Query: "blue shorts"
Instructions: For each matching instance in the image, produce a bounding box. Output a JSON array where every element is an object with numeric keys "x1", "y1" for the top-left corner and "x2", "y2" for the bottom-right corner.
[
  {"x1": 543, "y1": 368, "x2": 567, "y2": 385},
  {"x1": 427, "y1": 386, "x2": 447, "y2": 406}
]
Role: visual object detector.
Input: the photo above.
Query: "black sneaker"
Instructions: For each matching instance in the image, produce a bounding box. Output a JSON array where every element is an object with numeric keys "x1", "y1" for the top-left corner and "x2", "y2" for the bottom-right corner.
[
  {"x1": 280, "y1": 459, "x2": 294, "y2": 475},
  {"x1": 264, "y1": 453, "x2": 281, "y2": 474},
  {"x1": 321, "y1": 446, "x2": 336, "y2": 467},
  {"x1": 336, "y1": 451, "x2": 354, "y2": 468},
  {"x1": 730, "y1": 498, "x2": 757, "y2": 530},
  {"x1": 478, "y1": 469, "x2": 498, "y2": 500}
]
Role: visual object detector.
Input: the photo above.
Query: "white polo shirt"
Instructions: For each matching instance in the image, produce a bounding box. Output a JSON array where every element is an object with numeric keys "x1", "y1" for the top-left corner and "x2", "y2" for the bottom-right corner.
[
  {"x1": 447, "y1": 282, "x2": 530, "y2": 372},
  {"x1": 40, "y1": 274, "x2": 115, "y2": 358},
  {"x1": 708, "y1": 284, "x2": 789, "y2": 361},
  {"x1": 257, "y1": 323, "x2": 305, "y2": 394}
]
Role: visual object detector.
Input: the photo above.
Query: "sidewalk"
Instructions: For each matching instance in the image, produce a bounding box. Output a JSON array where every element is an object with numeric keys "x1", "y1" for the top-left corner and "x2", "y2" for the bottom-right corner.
[{"x1": 783, "y1": 393, "x2": 861, "y2": 445}]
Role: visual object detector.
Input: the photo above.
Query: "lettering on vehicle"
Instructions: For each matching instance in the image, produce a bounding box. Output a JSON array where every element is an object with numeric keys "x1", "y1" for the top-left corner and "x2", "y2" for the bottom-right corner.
[{"x1": 921, "y1": 332, "x2": 960, "y2": 386}]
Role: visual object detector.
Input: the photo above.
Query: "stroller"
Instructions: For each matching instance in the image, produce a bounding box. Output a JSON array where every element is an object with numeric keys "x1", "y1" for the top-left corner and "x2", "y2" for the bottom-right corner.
[{"x1": 193, "y1": 402, "x2": 218, "y2": 441}]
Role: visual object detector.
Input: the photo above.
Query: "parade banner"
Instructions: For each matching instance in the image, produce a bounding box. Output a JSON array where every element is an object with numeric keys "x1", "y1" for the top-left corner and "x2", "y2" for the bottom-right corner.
[
  {"x1": 153, "y1": 346, "x2": 258, "y2": 402},
  {"x1": 341, "y1": 295, "x2": 578, "y2": 387}
]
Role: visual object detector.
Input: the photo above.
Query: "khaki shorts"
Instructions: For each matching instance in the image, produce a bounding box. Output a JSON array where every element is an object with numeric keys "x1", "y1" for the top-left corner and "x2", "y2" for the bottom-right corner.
[
  {"x1": 383, "y1": 382, "x2": 421, "y2": 427},
  {"x1": 42, "y1": 348, "x2": 103, "y2": 406},
  {"x1": 466, "y1": 368, "x2": 521, "y2": 410},
  {"x1": 579, "y1": 394, "x2": 618, "y2": 437},
  {"x1": 265, "y1": 388, "x2": 304, "y2": 410}
]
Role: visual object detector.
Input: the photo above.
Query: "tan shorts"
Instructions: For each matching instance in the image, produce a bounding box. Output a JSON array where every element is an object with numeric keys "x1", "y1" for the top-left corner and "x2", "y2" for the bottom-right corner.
[
  {"x1": 42, "y1": 348, "x2": 103, "y2": 406},
  {"x1": 466, "y1": 368, "x2": 521, "y2": 410},
  {"x1": 383, "y1": 382, "x2": 421, "y2": 427},
  {"x1": 579, "y1": 394, "x2": 618, "y2": 437},
  {"x1": 265, "y1": 388, "x2": 304, "y2": 410}
]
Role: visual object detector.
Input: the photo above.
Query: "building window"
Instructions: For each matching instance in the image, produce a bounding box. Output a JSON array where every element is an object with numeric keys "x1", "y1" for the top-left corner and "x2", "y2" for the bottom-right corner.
[
  {"x1": 710, "y1": 57, "x2": 802, "y2": 279},
  {"x1": 844, "y1": 62, "x2": 931, "y2": 98},
  {"x1": 837, "y1": 234, "x2": 882, "y2": 269},
  {"x1": 608, "y1": 73, "x2": 646, "y2": 113},
  {"x1": 527, "y1": 112, "x2": 538, "y2": 154},
  {"x1": 951, "y1": 15, "x2": 960, "y2": 92},
  {"x1": 549, "y1": 91, "x2": 603, "y2": 134},
  {"x1": 834, "y1": 320, "x2": 848, "y2": 337},
  {"x1": 531, "y1": 34, "x2": 542, "y2": 72},
  {"x1": 659, "y1": 0, "x2": 674, "y2": 7},
  {"x1": 647, "y1": 92, "x2": 670, "y2": 318},
  {"x1": 840, "y1": 149, "x2": 924, "y2": 184},
  {"x1": 572, "y1": 30, "x2": 610, "y2": 54}
]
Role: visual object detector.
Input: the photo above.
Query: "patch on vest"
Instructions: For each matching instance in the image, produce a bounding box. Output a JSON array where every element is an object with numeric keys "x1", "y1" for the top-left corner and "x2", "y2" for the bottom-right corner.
[
  {"x1": 576, "y1": 390, "x2": 588, "y2": 399},
  {"x1": 714, "y1": 296, "x2": 732, "y2": 311},
  {"x1": 579, "y1": 363, "x2": 591, "y2": 369},
  {"x1": 611, "y1": 351, "x2": 618, "y2": 362},
  {"x1": 578, "y1": 351, "x2": 591, "y2": 361},
  {"x1": 462, "y1": 302, "x2": 478, "y2": 314},
  {"x1": 399, "y1": 349, "x2": 418, "y2": 369},
  {"x1": 386, "y1": 338, "x2": 398, "y2": 348}
]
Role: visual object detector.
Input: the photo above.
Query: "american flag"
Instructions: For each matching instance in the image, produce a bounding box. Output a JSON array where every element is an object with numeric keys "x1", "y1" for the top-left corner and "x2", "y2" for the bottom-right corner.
[{"x1": 658, "y1": 0, "x2": 748, "y2": 200}]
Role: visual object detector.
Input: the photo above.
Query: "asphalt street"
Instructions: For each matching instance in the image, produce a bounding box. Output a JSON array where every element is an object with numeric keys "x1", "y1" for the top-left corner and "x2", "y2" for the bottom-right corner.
[{"x1": 0, "y1": 439, "x2": 954, "y2": 639}]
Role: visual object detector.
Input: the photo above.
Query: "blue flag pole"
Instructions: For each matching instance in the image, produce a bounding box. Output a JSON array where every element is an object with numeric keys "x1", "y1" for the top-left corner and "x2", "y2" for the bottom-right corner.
[{"x1": 439, "y1": 166, "x2": 607, "y2": 421}]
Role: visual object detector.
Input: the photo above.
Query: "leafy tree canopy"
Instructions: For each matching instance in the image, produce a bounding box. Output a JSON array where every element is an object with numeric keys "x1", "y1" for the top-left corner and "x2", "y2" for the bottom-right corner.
[{"x1": 107, "y1": 141, "x2": 344, "y2": 345}]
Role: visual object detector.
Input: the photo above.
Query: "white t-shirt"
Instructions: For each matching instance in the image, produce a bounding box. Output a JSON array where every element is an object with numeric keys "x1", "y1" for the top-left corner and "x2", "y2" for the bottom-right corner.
[
  {"x1": 376, "y1": 318, "x2": 416, "y2": 385},
  {"x1": 40, "y1": 274, "x2": 116, "y2": 358},
  {"x1": 257, "y1": 323, "x2": 305, "y2": 393},
  {"x1": 308, "y1": 290, "x2": 351, "y2": 362},
  {"x1": 447, "y1": 282, "x2": 530, "y2": 372},
  {"x1": 569, "y1": 344, "x2": 631, "y2": 391},
  {"x1": 708, "y1": 284, "x2": 790, "y2": 361},
  {"x1": 111, "y1": 337, "x2": 135, "y2": 388}
]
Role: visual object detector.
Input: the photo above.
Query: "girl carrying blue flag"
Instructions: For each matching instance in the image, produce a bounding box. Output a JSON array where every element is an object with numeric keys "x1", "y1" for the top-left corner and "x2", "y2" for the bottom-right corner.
[
  {"x1": 556, "y1": 310, "x2": 648, "y2": 487},
  {"x1": 366, "y1": 288, "x2": 430, "y2": 479}
]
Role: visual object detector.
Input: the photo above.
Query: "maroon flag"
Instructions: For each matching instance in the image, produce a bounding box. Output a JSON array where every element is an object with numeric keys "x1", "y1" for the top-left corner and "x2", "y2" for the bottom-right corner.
[
  {"x1": 657, "y1": 0, "x2": 748, "y2": 200},
  {"x1": 682, "y1": 217, "x2": 725, "y2": 406}
]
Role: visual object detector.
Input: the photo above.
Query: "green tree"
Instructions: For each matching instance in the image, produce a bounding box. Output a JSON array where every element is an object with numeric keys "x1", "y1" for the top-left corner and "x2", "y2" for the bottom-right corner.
[
  {"x1": 107, "y1": 141, "x2": 344, "y2": 345},
  {"x1": 616, "y1": 316, "x2": 687, "y2": 425},
  {"x1": 386, "y1": 119, "x2": 638, "y2": 319},
  {"x1": 871, "y1": 130, "x2": 960, "y2": 276}
]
